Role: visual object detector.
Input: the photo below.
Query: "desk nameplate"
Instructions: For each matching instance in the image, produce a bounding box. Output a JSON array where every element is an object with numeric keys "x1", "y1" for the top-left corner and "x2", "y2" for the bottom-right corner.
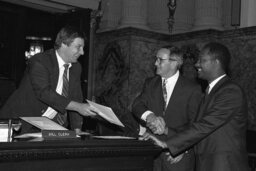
[{"x1": 42, "y1": 130, "x2": 77, "y2": 139}]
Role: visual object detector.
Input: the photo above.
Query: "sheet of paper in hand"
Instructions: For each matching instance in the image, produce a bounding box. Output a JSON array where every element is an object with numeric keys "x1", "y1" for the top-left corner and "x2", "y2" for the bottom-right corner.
[{"x1": 86, "y1": 99, "x2": 125, "y2": 127}]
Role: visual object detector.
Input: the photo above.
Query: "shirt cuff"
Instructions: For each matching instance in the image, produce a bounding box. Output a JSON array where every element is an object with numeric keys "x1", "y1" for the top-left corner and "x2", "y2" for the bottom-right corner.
[{"x1": 141, "y1": 110, "x2": 154, "y2": 121}]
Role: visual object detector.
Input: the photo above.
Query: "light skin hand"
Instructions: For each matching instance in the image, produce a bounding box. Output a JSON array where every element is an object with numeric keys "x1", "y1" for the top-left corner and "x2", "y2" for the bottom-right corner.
[
  {"x1": 146, "y1": 113, "x2": 157, "y2": 124},
  {"x1": 146, "y1": 114, "x2": 166, "y2": 135},
  {"x1": 146, "y1": 113, "x2": 158, "y2": 132},
  {"x1": 153, "y1": 116, "x2": 166, "y2": 135},
  {"x1": 66, "y1": 101, "x2": 97, "y2": 117}
]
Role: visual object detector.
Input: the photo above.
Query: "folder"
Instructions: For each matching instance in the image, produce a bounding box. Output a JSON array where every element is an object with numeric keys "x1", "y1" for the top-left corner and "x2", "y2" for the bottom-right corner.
[
  {"x1": 86, "y1": 99, "x2": 125, "y2": 127},
  {"x1": 20, "y1": 116, "x2": 68, "y2": 130}
]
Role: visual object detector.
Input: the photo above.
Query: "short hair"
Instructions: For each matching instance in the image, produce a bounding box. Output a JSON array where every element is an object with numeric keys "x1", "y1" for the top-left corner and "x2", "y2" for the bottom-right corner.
[
  {"x1": 202, "y1": 42, "x2": 231, "y2": 73},
  {"x1": 54, "y1": 25, "x2": 87, "y2": 49},
  {"x1": 162, "y1": 45, "x2": 183, "y2": 68}
]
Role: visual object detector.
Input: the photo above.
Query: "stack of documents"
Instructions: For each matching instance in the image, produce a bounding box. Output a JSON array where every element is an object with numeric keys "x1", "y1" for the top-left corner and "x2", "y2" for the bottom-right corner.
[
  {"x1": 14, "y1": 101, "x2": 125, "y2": 139},
  {"x1": 14, "y1": 117, "x2": 67, "y2": 139}
]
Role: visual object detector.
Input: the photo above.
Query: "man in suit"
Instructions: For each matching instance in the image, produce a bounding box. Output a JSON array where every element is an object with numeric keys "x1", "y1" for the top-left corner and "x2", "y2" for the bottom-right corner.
[
  {"x1": 143, "y1": 42, "x2": 249, "y2": 171},
  {"x1": 0, "y1": 26, "x2": 97, "y2": 133},
  {"x1": 132, "y1": 46, "x2": 202, "y2": 171}
]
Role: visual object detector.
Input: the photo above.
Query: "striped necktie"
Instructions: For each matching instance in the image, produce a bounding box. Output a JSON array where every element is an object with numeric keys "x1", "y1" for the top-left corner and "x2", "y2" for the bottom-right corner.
[
  {"x1": 56, "y1": 64, "x2": 69, "y2": 126},
  {"x1": 162, "y1": 79, "x2": 167, "y2": 112}
]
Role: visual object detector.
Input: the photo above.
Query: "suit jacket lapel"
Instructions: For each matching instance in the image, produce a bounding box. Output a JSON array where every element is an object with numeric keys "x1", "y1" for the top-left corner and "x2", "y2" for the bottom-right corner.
[
  {"x1": 197, "y1": 76, "x2": 230, "y2": 119},
  {"x1": 153, "y1": 76, "x2": 165, "y2": 115},
  {"x1": 208, "y1": 76, "x2": 229, "y2": 97}
]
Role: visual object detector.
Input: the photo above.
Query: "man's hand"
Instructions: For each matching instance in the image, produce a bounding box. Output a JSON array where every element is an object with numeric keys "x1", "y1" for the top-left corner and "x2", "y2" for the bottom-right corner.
[
  {"x1": 166, "y1": 152, "x2": 184, "y2": 164},
  {"x1": 146, "y1": 114, "x2": 166, "y2": 135},
  {"x1": 66, "y1": 101, "x2": 97, "y2": 117},
  {"x1": 141, "y1": 132, "x2": 183, "y2": 164},
  {"x1": 78, "y1": 103, "x2": 98, "y2": 117},
  {"x1": 141, "y1": 132, "x2": 167, "y2": 149},
  {"x1": 155, "y1": 116, "x2": 166, "y2": 135}
]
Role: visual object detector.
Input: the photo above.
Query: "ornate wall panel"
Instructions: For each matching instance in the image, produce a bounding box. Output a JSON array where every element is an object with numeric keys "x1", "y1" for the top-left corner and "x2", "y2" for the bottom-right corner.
[{"x1": 94, "y1": 27, "x2": 256, "y2": 130}]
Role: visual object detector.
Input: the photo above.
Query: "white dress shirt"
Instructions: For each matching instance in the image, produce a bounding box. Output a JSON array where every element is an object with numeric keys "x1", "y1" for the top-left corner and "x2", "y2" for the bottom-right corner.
[
  {"x1": 139, "y1": 71, "x2": 180, "y2": 135},
  {"x1": 208, "y1": 74, "x2": 226, "y2": 94},
  {"x1": 42, "y1": 51, "x2": 71, "y2": 119}
]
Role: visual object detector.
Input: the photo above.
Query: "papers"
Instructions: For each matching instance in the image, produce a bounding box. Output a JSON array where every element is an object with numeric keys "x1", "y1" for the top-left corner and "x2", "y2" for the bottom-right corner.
[
  {"x1": 20, "y1": 117, "x2": 68, "y2": 130},
  {"x1": 86, "y1": 99, "x2": 124, "y2": 127},
  {"x1": 93, "y1": 135, "x2": 136, "y2": 140},
  {"x1": 14, "y1": 132, "x2": 42, "y2": 139},
  {"x1": 0, "y1": 124, "x2": 10, "y2": 142}
]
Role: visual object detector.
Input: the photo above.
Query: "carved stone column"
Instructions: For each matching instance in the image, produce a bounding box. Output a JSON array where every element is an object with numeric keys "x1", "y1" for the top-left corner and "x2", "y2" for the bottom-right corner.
[
  {"x1": 193, "y1": 0, "x2": 223, "y2": 31},
  {"x1": 173, "y1": 0, "x2": 195, "y2": 33},
  {"x1": 87, "y1": 9, "x2": 103, "y2": 100},
  {"x1": 222, "y1": 0, "x2": 232, "y2": 29},
  {"x1": 119, "y1": 0, "x2": 149, "y2": 29},
  {"x1": 241, "y1": 0, "x2": 256, "y2": 27},
  {"x1": 148, "y1": 0, "x2": 169, "y2": 33},
  {"x1": 98, "y1": 0, "x2": 121, "y2": 32}
]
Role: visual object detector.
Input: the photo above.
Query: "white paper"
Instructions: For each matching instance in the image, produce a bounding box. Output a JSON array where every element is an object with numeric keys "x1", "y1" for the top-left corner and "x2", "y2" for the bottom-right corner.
[
  {"x1": 20, "y1": 117, "x2": 68, "y2": 130},
  {"x1": 0, "y1": 126, "x2": 9, "y2": 142},
  {"x1": 14, "y1": 132, "x2": 42, "y2": 138},
  {"x1": 86, "y1": 100, "x2": 125, "y2": 127}
]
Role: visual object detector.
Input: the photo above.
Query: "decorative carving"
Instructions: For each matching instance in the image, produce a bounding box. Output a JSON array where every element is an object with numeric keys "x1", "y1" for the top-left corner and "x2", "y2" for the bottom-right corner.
[
  {"x1": 95, "y1": 42, "x2": 138, "y2": 136},
  {"x1": 90, "y1": 0, "x2": 103, "y2": 31},
  {"x1": 0, "y1": 140, "x2": 160, "y2": 162},
  {"x1": 97, "y1": 42, "x2": 128, "y2": 99},
  {"x1": 167, "y1": 0, "x2": 177, "y2": 33}
]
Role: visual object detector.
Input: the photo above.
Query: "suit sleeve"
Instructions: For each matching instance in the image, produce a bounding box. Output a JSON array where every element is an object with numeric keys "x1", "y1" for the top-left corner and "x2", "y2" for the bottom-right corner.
[
  {"x1": 187, "y1": 85, "x2": 203, "y2": 123},
  {"x1": 166, "y1": 84, "x2": 244, "y2": 156},
  {"x1": 132, "y1": 79, "x2": 151, "y2": 119},
  {"x1": 28, "y1": 59, "x2": 70, "y2": 114}
]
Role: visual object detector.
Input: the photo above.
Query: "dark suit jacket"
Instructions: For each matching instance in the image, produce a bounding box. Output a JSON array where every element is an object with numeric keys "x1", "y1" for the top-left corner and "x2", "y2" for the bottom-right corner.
[
  {"x1": 166, "y1": 76, "x2": 249, "y2": 171},
  {"x1": 132, "y1": 74, "x2": 202, "y2": 171},
  {"x1": 0, "y1": 49, "x2": 83, "y2": 132}
]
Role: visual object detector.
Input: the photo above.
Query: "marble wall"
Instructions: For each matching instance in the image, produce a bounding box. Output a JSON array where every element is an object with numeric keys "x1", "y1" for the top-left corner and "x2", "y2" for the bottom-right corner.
[{"x1": 93, "y1": 27, "x2": 256, "y2": 131}]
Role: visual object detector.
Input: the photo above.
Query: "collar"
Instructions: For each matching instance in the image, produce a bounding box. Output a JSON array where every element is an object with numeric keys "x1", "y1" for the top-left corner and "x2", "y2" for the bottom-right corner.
[
  {"x1": 162, "y1": 70, "x2": 179, "y2": 83},
  {"x1": 55, "y1": 50, "x2": 72, "y2": 69},
  {"x1": 208, "y1": 74, "x2": 226, "y2": 93}
]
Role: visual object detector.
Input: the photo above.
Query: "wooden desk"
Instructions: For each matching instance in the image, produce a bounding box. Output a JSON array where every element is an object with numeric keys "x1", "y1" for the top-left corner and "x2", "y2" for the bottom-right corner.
[
  {"x1": 0, "y1": 138, "x2": 161, "y2": 171},
  {"x1": 248, "y1": 130, "x2": 256, "y2": 171}
]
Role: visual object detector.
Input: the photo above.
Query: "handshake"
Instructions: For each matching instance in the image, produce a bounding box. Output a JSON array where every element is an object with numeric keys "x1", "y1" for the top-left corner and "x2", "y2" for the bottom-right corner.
[
  {"x1": 141, "y1": 113, "x2": 184, "y2": 164},
  {"x1": 146, "y1": 113, "x2": 167, "y2": 135}
]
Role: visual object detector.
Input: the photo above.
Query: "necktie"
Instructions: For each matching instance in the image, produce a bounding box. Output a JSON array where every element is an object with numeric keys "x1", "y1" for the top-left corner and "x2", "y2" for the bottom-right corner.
[
  {"x1": 56, "y1": 64, "x2": 69, "y2": 126},
  {"x1": 162, "y1": 79, "x2": 167, "y2": 112},
  {"x1": 203, "y1": 85, "x2": 210, "y2": 104},
  {"x1": 205, "y1": 85, "x2": 210, "y2": 95}
]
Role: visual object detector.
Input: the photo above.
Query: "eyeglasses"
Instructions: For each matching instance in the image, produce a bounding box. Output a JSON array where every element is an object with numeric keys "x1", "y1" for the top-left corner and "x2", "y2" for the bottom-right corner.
[{"x1": 155, "y1": 57, "x2": 177, "y2": 64}]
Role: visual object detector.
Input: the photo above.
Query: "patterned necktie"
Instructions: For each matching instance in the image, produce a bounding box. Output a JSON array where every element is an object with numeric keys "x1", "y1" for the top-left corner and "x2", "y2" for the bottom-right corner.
[
  {"x1": 162, "y1": 79, "x2": 167, "y2": 112},
  {"x1": 56, "y1": 64, "x2": 69, "y2": 126}
]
